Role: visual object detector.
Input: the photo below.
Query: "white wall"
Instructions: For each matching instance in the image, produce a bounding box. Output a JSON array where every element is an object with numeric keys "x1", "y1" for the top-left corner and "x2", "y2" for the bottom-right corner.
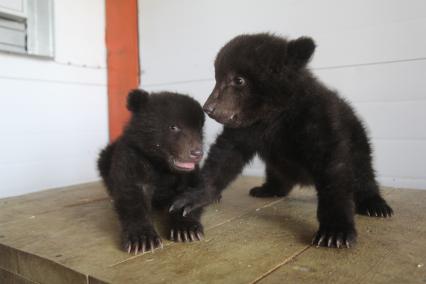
[
  {"x1": 138, "y1": 0, "x2": 426, "y2": 189},
  {"x1": 0, "y1": 0, "x2": 108, "y2": 197}
]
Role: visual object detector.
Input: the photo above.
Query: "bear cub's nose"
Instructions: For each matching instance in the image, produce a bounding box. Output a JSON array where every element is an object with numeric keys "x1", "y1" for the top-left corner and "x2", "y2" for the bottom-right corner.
[{"x1": 190, "y1": 149, "x2": 203, "y2": 160}]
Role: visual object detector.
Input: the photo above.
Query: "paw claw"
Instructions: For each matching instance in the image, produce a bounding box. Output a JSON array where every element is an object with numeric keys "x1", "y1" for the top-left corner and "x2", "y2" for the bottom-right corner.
[
  {"x1": 312, "y1": 227, "x2": 356, "y2": 249},
  {"x1": 122, "y1": 226, "x2": 161, "y2": 255},
  {"x1": 170, "y1": 219, "x2": 204, "y2": 243},
  {"x1": 169, "y1": 204, "x2": 176, "y2": 213},
  {"x1": 134, "y1": 243, "x2": 139, "y2": 255},
  {"x1": 327, "y1": 236, "x2": 334, "y2": 247},
  {"x1": 196, "y1": 231, "x2": 204, "y2": 241},
  {"x1": 183, "y1": 231, "x2": 189, "y2": 242},
  {"x1": 317, "y1": 235, "x2": 326, "y2": 247},
  {"x1": 182, "y1": 207, "x2": 190, "y2": 217},
  {"x1": 141, "y1": 241, "x2": 146, "y2": 253}
]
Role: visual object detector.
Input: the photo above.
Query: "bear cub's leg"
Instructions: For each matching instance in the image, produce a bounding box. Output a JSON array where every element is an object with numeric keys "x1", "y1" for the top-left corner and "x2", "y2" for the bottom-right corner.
[
  {"x1": 250, "y1": 166, "x2": 295, "y2": 198},
  {"x1": 169, "y1": 208, "x2": 204, "y2": 242},
  {"x1": 312, "y1": 191, "x2": 357, "y2": 248},
  {"x1": 114, "y1": 196, "x2": 163, "y2": 254}
]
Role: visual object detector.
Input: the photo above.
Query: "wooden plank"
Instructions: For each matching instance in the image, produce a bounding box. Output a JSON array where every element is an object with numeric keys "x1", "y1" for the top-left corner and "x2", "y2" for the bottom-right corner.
[
  {"x1": 0, "y1": 182, "x2": 108, "y2": 224},
  {"x1": 87, "y1": 187, "x2": 317, "y2": 283},
  {"x1": 0, "y1": 244, "x2": 87, "y2": 284},
  {"x1": 258, "y1": 188, "x2": 426, "y2": 284},
  {"x1": 0, "y1": 177, "x2": 281, "y2": 279},
  {"x1": 0, "y1": 267, "x2": 37, "y2": 284},
  {"x1": 1, "y1": 177, "x2": 424, "y2": 283}
]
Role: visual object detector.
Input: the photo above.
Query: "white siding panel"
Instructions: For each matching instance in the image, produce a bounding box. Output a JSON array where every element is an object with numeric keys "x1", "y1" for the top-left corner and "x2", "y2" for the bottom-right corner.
[
  {"x1": 315, "y1": 60, "x2": 426, "y2": 103},
  {"x1": 0, "y1": 77, "x2": 108, "y2": 197},
  {"x1": 139, "y1": 0, "x2": 426, "y2": 85},
  {"x1": 54, "y1": 0, "x2": 106, "y2": 68},
  {"x1": 355, "y1": 101, "x2": 426, "y2": 140},
  {"x1": 374, "y1": 139, "x2": 426, "y2": 188},
  {"x1": 0, "y1": 157, "x2": 101, "y2": 197}
]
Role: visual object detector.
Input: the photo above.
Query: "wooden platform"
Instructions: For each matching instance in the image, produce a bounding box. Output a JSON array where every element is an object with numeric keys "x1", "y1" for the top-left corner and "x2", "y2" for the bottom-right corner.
[{"x1": 1, "y1": 176, "x2": 425, "y2": 284}]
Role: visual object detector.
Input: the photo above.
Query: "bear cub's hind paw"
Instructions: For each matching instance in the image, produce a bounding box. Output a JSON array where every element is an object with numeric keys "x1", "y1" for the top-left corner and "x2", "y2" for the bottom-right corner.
[
  {"x1": 312, "y1": 226, "x2": 357, "y2": 249},
  {"x1": 170, "y1": 219, "x2": 204, "y2": 242},
  {"x1": 123, "y1": 225, "x2": 163, "y2": 255},
  {"x1": 356, "y1": 195, "x2": 393, "y2": 218}
]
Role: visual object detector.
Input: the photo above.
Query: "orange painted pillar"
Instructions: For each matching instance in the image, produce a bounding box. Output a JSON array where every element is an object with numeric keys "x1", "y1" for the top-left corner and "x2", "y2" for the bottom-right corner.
[{"x1": 106, "y1": 0, "x2": 140, "y2": 141}]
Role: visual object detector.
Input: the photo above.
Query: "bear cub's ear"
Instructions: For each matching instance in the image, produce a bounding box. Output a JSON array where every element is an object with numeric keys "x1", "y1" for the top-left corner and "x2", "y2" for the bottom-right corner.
[
  {"x1": 127, "y1": 89, "x2": 149, "y2": 112},
  {"x1": 287, "y1": 37, "x2": 316, "y2": 68}
]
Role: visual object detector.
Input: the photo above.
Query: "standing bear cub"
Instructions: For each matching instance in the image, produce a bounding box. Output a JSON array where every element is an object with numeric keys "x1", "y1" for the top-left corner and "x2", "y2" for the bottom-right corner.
[
  {"x1": 98, "y1": 89, "x2": 206, "y2": 254},
  {"x1": 171, "y1": 33, "x2": 393, "y2": 248}
]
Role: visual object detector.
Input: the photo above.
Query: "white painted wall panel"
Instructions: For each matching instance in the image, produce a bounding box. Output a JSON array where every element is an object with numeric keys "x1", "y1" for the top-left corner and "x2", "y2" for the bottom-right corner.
[
  {"x1": 354, "y1": 101, "x2": 426, "y2": 140},
  {"x1": 54, "y1": 0, "x2": 106, "y2": 68},
  {"x1": 315, "y1": 60, "x2": 426, "y2": 103},
  {"x1": 139, "y1": 0, "x2": 426, "y2": 85},
  {"x1": 0, "y1": 0, "x2": 107, "y2": 197},
  {"x1": 139, "y1": 0, "x2": 426, "y2": 189},
  {"x1": 374, "y1": 139, "x2": 426, "y2": 188}
]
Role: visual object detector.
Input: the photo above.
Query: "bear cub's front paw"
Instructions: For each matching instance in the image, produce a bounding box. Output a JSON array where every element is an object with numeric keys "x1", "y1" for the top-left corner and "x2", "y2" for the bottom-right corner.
[
  {"x1": 122, "y1": 225, "x2": 163, "y2": 254},
  {"x1": 169, "y1": 219, "x2": 204, "y2": 242},
  {"x1": 311, "y1": 226, "x2": 357, "y2": 248}
]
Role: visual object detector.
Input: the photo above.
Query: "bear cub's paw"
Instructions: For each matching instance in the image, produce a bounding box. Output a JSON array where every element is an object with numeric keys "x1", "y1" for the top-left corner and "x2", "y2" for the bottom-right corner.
[
  {"x1": 169, "y1": 219, "x2": 204, "y2": 242},
  {"x1": 312, "y1": 226, "x2": 357, "y2": 248},
  {"x1": 249, "y1": 184, "x2": 290, "y2": 198},
  {"x1": 356, "y1": 195, "x2": 393, "y2": 218},
  {"x1": 122, "y1": 225, "x2": 163, "y2": 255}
]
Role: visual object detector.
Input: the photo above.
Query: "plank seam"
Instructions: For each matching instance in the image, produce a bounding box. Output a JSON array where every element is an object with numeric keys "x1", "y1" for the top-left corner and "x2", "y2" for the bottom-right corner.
[{"x1": 248, "y1": 246, "x2": 311, "y2": 284}]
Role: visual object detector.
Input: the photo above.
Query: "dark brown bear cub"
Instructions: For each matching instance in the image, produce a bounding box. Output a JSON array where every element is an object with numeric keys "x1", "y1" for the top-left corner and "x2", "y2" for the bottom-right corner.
[
  {"x1": 171, "y1": 33, "x2": 393, "y2": 248},
  {"x1": 98, "y1": 89, "x2": 206, "y2": 254}
]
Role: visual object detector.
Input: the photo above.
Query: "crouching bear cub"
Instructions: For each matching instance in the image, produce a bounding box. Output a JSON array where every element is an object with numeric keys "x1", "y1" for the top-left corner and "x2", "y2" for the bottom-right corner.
[
  {"x1": 98, "y1": 90, "x2": 206, "y2": 254},
  {"x1": 171, "y1": 33, "x2": 393, "y2": 248}
]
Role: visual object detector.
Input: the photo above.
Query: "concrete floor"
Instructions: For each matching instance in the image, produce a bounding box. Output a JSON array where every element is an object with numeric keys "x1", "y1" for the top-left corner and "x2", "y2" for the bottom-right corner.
[{"x1": 0, "y1": 176, "x2": 425, "y2": 284}]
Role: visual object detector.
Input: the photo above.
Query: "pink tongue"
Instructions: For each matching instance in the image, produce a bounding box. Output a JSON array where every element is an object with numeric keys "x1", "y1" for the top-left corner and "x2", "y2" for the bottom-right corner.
[{"x1": 174, "y1": 161, "x2": 195, "y2": 169}]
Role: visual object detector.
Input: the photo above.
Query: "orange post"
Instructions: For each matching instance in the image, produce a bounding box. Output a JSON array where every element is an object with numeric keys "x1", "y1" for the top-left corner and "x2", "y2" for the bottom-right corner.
[{"x1": 105, "y1": 0, "x2": 140, "y2": 141}]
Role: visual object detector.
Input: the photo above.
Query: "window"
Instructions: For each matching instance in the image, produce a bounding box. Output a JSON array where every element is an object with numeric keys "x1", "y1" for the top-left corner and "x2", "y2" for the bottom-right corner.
[{"x1": 0, "y1": 0, "x2": 54, "y2": 57}]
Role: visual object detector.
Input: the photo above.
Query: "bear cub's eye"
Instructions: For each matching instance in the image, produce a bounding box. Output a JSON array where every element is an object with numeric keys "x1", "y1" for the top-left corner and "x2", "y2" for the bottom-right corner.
[
  {"x1": 169, "y1": 125, "x2": 181, "y2": 132},
  {"x1": 233, "y1": 76, "x2": 246, "y2": 86}
]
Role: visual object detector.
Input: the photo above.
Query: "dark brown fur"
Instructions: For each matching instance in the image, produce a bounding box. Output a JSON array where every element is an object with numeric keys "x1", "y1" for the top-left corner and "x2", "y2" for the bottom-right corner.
[
  {"x1": 171, "y1": 33, "x2": 393, "y2": 248},
  {"x1": 98, "y1": 90, "x2": 206, "y2": 253}
]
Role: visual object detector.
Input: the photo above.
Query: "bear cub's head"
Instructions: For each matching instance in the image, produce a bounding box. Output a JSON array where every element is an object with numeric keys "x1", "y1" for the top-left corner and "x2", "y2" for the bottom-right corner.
[
  {"x1": 204, "y1": 33, "x2": 316, "y2": 128},
  {"x1": 126, "y1": 89, "x2": 205, "y2": 172}
]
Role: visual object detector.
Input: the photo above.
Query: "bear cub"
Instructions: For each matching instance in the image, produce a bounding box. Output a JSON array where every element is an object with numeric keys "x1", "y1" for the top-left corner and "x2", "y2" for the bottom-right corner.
[
  {"x1": 171, "y1": 33, "x2": 393, "y2": 248},
  {"x1": 98, "y1": 89, "x2": 206, "y2": 254}
]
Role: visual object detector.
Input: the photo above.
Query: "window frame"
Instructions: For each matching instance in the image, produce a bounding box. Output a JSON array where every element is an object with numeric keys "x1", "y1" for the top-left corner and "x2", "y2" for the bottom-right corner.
[{"x1": 0, "y1": 0, "x2": 54, "y2": 58}]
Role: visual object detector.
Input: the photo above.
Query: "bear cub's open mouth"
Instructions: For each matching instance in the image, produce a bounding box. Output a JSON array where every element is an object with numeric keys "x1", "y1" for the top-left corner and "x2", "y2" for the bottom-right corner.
[{"x1": 173, "y1": 159, "x2": 197, "y2": 171}]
